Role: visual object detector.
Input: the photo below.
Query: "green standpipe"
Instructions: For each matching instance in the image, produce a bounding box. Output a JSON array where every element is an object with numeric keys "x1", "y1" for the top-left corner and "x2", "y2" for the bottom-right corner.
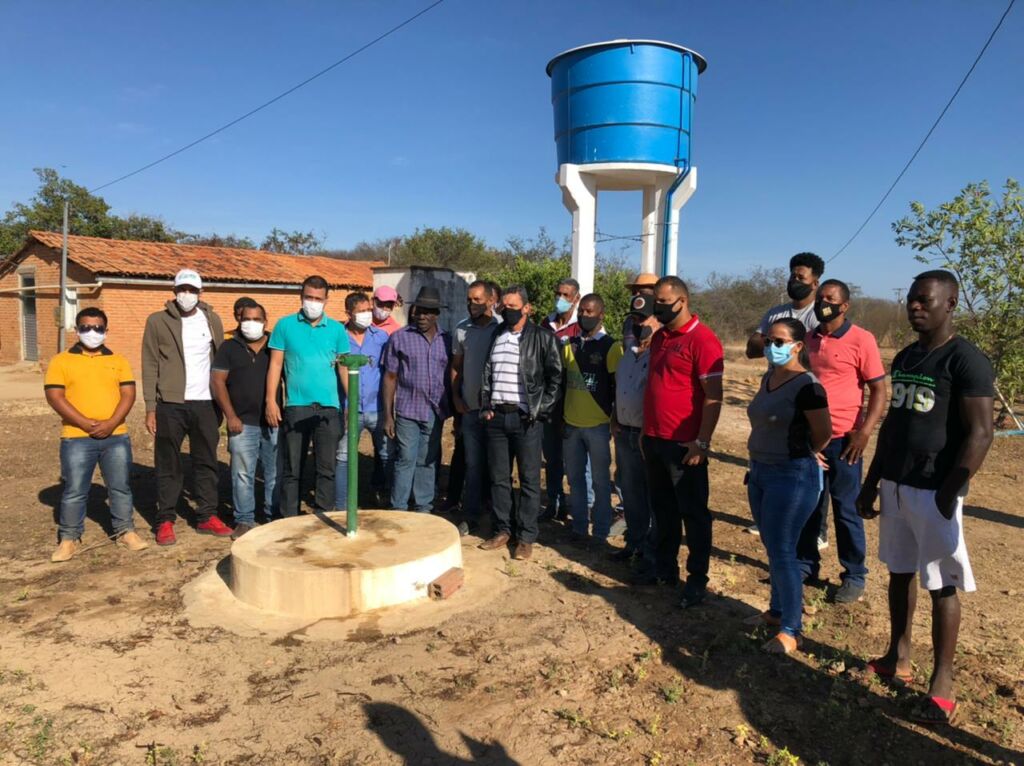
[{"x1": 337, "y1": 353, "x2": 370, "y2": 537}]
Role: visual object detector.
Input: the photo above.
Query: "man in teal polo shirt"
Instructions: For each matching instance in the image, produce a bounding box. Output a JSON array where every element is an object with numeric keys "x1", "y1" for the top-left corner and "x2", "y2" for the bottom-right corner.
[{"x1": 266, "y1": 275, "x2": 350, "y2": 517}]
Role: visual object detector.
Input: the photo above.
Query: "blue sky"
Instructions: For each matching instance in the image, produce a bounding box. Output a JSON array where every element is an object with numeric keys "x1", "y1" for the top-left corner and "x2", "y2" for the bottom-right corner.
[{"x1": 2, "y1": 0, "x2": 1021, "y2": 297}]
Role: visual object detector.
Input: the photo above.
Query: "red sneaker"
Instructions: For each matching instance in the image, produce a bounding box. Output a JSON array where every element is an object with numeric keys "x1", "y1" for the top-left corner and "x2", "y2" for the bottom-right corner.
[
  {"x1": 196, "y1": 516, "x2": 233, "y2": 537},
  {"x1": 155, "y1": 521, "x2": 177, "y2": 546}
]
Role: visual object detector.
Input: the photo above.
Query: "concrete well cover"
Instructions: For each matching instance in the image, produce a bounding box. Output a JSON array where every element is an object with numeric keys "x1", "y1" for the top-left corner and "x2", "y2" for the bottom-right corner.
[{"x1": 229, "y1": 511, "x2": 463, "y2": 619}]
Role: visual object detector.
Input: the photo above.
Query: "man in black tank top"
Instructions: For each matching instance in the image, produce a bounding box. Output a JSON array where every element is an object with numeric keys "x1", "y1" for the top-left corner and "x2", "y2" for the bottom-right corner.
[{"x1": 857, "y1": 270, "x2": 994, "y2": 725}]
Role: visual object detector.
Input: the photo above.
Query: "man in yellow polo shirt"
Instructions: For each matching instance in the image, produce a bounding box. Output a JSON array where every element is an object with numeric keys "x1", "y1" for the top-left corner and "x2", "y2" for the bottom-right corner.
[
  {"x1": 561, "y1": 293, "x2": 623, "y2": 546},
  {"x1": 44, "y1": 307, "x2": 147, "y2": 562}
]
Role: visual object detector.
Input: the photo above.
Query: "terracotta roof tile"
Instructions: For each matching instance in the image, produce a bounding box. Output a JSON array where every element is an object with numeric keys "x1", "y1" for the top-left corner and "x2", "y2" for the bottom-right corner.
[{"x1": 24, "y1": 231, "x2": 380, "y2": 289}]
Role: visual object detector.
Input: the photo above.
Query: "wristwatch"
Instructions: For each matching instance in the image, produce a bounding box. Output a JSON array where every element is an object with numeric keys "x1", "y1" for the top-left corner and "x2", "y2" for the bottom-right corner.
[{"x1": 695, "y1": 439, "x2": 711, "y2": 452}]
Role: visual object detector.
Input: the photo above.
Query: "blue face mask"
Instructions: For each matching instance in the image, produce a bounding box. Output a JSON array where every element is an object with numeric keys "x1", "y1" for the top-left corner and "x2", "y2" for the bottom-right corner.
[
  {"x1": 764, "y1": 342, "x2": 795, "y2": 367},
  {"x1": 555, "y1": 296, "x2": 573, "y2": 314}
]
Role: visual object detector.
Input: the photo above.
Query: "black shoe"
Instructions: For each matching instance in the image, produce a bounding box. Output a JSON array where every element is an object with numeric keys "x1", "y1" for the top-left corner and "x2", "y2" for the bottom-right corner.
[
  {"x1": 833, "y1": 580, "x2": 865, "y2": 604},
  {"x1": 538, "y1": 505, "x2": 557, "y2": 522},
  {"x1": 680, "y1": 581, "x2": 707, "y2": 608},
  {"x1": 608, "y1": 547, "x2": 636, "y2": 562},
  {"x1": 231, "y1": 523, "x2": 255, "y2": 541}
]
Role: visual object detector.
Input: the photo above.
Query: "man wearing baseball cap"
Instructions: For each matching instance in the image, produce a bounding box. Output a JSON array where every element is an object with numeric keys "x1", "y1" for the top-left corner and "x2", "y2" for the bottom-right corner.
[
  {"x1": 142, "y1": 268, "x2": 231, "y2": 546},
  {"x1": 623, "y1": 273, "x2": 660, "y2": 352},
  {"x1": 372, "y1": 286, "x2": 404, "y2": 336},
  {"x1": 610, "y1": 291, "x2": 658, "y2": 565}
]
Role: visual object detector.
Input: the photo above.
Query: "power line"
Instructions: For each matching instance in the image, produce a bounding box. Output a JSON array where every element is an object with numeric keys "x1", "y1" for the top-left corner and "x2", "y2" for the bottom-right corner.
[
  {"x1": 828, "y1": 0, "x2": 1015, "y2": 263},
  {"x1": 89, "y1": 0, "x2": 446, "y2": 193}
]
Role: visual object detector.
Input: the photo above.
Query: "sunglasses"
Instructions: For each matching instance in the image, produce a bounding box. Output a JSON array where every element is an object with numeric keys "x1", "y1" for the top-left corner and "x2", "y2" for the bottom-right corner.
[
  {"x1": 765, "y1": 337, "x2": 797, "y2": 347},
  {"x1": 78, "y1": 325, "x2": 106, "y2": 333}
]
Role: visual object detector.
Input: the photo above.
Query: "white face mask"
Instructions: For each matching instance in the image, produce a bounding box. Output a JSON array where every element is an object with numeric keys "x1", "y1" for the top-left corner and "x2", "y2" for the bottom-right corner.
[
  {"x1": 78, "y1": 329, "x2": 106, "y2": 350},
  {"x1": 372, "y1": 305, "x2": 391, "y2": 321},
  {"x1": 302, "y1": 299, "x2": 325, "y2": 320},
  {"x1": 240, "y1": 320, "x2": 265, "y2": 341},
  {"x1": 175, "y1": 292, "x2": 199, "y2": 313},
  {"x1": 353, "y1": 311, "x2": 373, "y2": 330}
]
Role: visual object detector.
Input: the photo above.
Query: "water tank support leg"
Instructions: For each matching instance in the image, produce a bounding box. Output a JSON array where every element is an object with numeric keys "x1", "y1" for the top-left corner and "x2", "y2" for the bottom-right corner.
[
  {"x1": 664, "y1": 167, "x2": 698, "y2": 278},
  {"x1": 558, "y1": 164, "x2": 598, "y2": 296}
]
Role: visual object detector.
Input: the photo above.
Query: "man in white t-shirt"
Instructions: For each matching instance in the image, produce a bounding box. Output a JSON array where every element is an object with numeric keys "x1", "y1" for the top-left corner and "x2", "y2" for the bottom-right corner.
[{"x1": 142, "y1": 269, "x2": 231, "y2": 546}]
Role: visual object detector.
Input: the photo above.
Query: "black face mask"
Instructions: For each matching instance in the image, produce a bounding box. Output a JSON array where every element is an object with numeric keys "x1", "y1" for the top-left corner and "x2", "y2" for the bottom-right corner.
[
  {"x1": 787, "y1": 279, "x2": 814, "y2": 301},
  {"x1": 653, "y1": 299, "x2": 681, "y2": 325},
  {"x1": 501, "y1": 307, "x2": 523, "y2": 327},
  {"x1": 467, "y1": 302, "x2": 488, "y2": 320},
  {"x1": 578, "y1": 315, "x2": 601, "y2": 334},
  {"x1": 813, "y1": 300, "x2": 844, "y2": 324},
  {"x1": 638, "y1": 324, "x2": 654, "y2": 341}
]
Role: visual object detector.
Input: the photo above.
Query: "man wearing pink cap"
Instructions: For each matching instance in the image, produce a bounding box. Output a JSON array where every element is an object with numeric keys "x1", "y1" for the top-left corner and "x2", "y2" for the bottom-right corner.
[{"x1": 372, "y1": 286, "x2": 404, "y2": 336}]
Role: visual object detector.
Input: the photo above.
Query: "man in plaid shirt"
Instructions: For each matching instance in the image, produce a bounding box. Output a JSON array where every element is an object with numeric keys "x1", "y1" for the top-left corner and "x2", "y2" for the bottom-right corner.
[{"x1": 381, "y1": 287, "x2": 452, "y2": 513}]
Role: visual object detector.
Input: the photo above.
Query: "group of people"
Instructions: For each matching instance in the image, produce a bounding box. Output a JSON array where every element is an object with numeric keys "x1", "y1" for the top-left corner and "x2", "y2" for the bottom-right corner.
[{"x1": 43, "y1": 253, "x2": 994, "y2": 726}]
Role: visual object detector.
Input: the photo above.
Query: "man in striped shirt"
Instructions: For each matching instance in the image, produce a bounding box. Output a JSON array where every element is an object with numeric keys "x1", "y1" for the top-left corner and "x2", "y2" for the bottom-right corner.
[{"x1": 479, "y1": 286, "x2": 563, "y2": 560}]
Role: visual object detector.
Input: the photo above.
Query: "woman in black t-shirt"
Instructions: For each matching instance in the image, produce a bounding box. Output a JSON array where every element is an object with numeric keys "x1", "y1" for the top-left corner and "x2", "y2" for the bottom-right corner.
[{"x1": 746, "y1": 319, "x2": 832, "y2": 654}]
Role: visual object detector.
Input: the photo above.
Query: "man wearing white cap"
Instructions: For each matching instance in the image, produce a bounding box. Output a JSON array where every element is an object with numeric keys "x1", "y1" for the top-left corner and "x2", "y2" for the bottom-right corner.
[{"x1": 142, "y1": 269, "x2": 231, "y2": 546}]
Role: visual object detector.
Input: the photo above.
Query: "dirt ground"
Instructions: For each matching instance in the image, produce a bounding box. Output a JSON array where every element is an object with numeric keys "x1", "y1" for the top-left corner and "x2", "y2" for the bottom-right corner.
[{"x1": 0, "y1": 350, "x2": 1021, "y2": 766}]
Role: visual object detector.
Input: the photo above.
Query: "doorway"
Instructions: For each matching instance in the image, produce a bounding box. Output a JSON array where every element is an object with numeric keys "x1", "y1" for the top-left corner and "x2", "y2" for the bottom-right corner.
[{"x1": 19, "y1": 273, "x2": 38, "y2": 361}]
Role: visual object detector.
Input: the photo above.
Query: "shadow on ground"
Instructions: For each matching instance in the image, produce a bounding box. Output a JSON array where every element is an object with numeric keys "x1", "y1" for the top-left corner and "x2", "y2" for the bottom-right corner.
[
  {"x1": 542, "y1": 534, "x2": 1021, "y2": 766},
  {"x1": 364, "y1": 701, "x2": 519, "y2": 765}
]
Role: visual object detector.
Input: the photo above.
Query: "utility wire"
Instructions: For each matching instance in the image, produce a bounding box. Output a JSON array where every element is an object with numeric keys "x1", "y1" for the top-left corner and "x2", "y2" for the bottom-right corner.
[
  {"x1": 89, "y1": 0, "x2": 445, "y2": 193},
  {"x1": 828, "y1": 0, "x2": 1015, "y2": 262}
]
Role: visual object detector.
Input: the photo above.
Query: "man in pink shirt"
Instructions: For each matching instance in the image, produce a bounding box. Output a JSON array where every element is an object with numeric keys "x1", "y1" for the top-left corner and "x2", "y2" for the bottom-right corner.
[
  {"x1": 372, "y1": 286, "x2": 404, "y2": 336},
  {"x1": 802, "y1": 279, "x2": 887, "y2": 603}
]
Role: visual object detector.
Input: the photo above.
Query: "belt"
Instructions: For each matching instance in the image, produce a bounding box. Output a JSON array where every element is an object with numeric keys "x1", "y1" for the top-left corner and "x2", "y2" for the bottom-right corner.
[{"x1": 493, "y1": 403, "x2": 522, "y2": 414}]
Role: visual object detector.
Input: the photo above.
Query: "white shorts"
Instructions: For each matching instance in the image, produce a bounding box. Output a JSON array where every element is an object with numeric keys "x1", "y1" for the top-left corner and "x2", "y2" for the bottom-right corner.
[{"x1": 878, "y1": 479, "x2": 975, "y2": 592}]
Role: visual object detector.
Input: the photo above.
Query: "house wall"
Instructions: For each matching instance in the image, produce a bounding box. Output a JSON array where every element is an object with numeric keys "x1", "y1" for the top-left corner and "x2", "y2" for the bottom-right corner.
[
  {"x1": 99, "y1": 284, "x2": 359, "y2": 374},
  {"x1": 0, "y1": 244, "x2": 363, "y2": 373},
  {"x1": 0, "y1": 243, "x2": 100, "y2": 365}
]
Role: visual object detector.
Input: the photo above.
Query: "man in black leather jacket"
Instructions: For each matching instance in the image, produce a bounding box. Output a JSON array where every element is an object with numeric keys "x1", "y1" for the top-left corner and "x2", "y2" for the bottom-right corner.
[{"x1": 478, "y1": 285, "x2": 563, "y2": 560}]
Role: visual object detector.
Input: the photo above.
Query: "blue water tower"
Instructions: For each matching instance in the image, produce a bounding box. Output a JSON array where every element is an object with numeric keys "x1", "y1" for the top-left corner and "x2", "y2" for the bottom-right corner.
[{"x1": 546, "y1": 40, "x2": 707, "y2": 291}]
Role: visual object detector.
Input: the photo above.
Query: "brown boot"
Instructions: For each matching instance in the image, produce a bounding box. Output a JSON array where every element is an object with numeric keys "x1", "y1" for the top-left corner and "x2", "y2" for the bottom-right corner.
[
  {"x1": 116, "y1": 530, "x2": 149, "y2": 552},
  {"x1": 512, "y1": 542, "x2": 533, "y2": 561},
  {"x1": 478, "y1": 532, "x2": 510, "y2": 551},
  {"x1": 51, "y1": 539, "x2": 82, "y2": 563}
]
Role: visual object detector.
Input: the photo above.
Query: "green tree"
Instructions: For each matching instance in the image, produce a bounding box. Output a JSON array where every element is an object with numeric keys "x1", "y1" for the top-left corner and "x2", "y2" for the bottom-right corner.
[
  {"x1": 893, "y1": 178, "x2": 1024, "y2": 424},
  {"x1": 177, "y1": 232, "x2": 257, "y2": 249},
  {"x1": 593, "y1": 253, "x2": 633, "y2": 337},
  {"x1": 260, "y1": 227, "x2": 325, "y2": 255},
  {"x1": 0, "y1": 168, "x2": 178, "y2": 254},
  {"x1": 483, "y1": 228, "x2": 632, "y2": 335},
  {"x1": 502, "y1": 227, "x2": 567, "y2": 263},
  {"x1": 322, "y1": 236, "x2": 401, "y2": 262},
  {"x1": 391, "y1": 226, "x2": 500, "y2": 273},
  {"x1": 483, "y1": 252, "x2": 571, "y2": 321},
  {"x1": 690, "y1": 267, "x2": 787, "y2": 341}
]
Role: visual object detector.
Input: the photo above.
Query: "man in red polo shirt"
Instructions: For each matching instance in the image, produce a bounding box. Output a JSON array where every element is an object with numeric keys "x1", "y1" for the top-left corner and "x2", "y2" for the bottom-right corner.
[
  {"x1": 801, "y1": 279, "x2": 887, "y2": 603},
  {"x1": 639, "y1": 276, "x2": 724, "y2": 608}
]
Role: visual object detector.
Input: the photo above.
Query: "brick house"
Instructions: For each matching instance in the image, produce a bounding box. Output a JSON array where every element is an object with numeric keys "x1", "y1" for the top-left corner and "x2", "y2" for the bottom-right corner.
[{"x1": 0, "y1": 231, "x2": 380, "y2": 372}]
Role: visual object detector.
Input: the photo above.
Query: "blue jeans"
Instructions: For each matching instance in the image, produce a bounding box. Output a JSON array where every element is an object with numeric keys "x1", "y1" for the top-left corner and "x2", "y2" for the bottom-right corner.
[
  {"x1": 798, "y1": 436, "x2": 869, "y2": 586},
  {"x1": 391, "y1": 414, "x2": 443, "y2": 512},
  {"x1": 227, "y1": 425, "x2": 278, "y2": 526},
  {"x1": 461, "y1": 410, "x2": 488, "y2": 518},
  {"x1": 543, "y1": 420, "x2": 593, "y2": 510},
  {"x1": 335, "y1": 410, "x2": 389, "y2": 509},
  {"x1": 58, "y1": 435, "x2": 134, "y2": 541},
  {"x1": 748, "y1": 457, "x2": 823, "y2": 637},
  {"x1": 564, "y1": 423, "x2": 613, "y2": 539},
  {"x1": 615, "y1": 426, "x2": 656, "y2": 558}
]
